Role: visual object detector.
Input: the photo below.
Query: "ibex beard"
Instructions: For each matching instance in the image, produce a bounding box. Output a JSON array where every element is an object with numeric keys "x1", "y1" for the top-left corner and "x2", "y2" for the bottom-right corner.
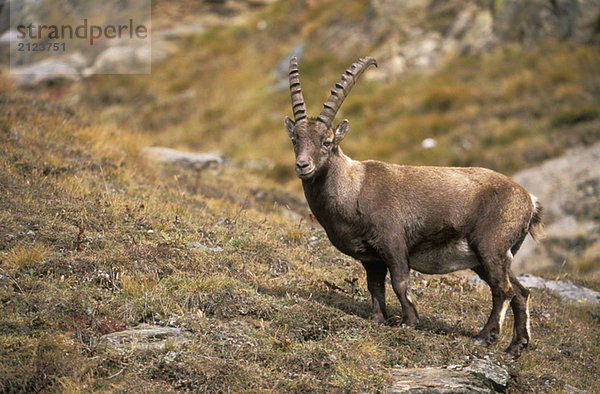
[{"x1": 284, "y1": 56, "x2": 543, "y2": 357}]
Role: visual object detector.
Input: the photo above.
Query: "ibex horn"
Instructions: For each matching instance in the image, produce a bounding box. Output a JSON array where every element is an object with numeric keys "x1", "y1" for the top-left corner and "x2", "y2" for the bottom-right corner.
[
  {"x1": 317, "y1": 57, "x2": 377, "y2": 127},
  {"x1": 288, "y1": 56, "x2": 308, "y2": 122}
]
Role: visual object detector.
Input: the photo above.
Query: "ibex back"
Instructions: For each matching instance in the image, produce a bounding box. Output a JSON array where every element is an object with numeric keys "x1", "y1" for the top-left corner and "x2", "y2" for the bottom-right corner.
[{"x1": 284, "y1": 56, "x2": 543, "y2": 357}]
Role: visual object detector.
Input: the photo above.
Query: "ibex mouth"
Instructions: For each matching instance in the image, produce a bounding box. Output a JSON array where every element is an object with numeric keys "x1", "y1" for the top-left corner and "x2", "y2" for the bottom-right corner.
[{"x1": 297, "y1": 169, "x2": 315, "y2": 179}]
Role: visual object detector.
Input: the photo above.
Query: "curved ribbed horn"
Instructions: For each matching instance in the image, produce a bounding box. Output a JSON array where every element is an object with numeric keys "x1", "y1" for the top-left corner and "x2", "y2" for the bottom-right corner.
[
  {"x1": 289, "y1": 56, "x2": 308, "y2": 122},
  {"x1": 317, "y1": 57, "x2": 377, "y2": 127}
]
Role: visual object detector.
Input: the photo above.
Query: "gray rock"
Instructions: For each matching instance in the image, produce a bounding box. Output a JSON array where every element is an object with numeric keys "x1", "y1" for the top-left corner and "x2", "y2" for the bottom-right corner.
[
  {"x1": 100, "y1": 324, "x2": 190, "y2": 352},
  {"x1": 0, "y1": 28, "x2": 17, "y2": 44},
  {"x1": 369, "y1": 3, "x2": 495, "y2": 79},
  {"x1": 5, "y1": 1, "x2": 153, "y2": 79},
  {"x1": 564, "y1": 383, "x2": 589, "y2": 394},
  {"x1": 450, "y1": 5, "x2": 496, "y2": 55},
  {"x1": 388, "y1": 367, "x2": 493, "y2": 393},
  {"x1": 473, "y1": 273, "x2": 600, "y2": 305},
  {"x1": 369, "y1": 0, "x2": 599, "y2": 79},
  {"x1": 155, "y1": 25, "x2": 206, "y2": 40},
  {"x1": 187, "y1": 241, "x2": 224, "y2": 252},
  {"x1": 464, "y1": 357, "x2": 509, "y2": 392},
  {"x1": 0, "y1": 0, "x2": 40, "y2": 35},
  {"x1": 388, "y1": 357, "x2": 510, "y2": 393},
  {"x1": 143, "y1": 147, "x2": 224, "y2": 170},
  {"x1": 271, "y1": 42, "x2": 305, "y2": 90},
  {"x1": 82, "y1": 44, "x2": 150, "y2": 76},
  {"x1": 517, "y1": 274, "x2": 600, "y2": 305},
  {"x1": 544, "y1": 280, "x2": 600, "y2": 305},
  {"x1": 0, "y1": 273, "x2": 11, "y2": 288},
  {"x1": 0, "y1": 0, "x2": 7, "y2": 34},
  {"x1": 514, "y1": 273, "x2": 547, "y2": 289},
  {"x1": 493, "y1": 0, "x2": 600, "y2": 46},
  {"x1": 9, "y1": 53, "x2": 87, "y2": 86}
]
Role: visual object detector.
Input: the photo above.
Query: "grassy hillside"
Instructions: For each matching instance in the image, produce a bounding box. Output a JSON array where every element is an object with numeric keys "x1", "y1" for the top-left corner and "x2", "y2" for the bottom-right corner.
[
  {"x1": 2, "y1": 0, "x2": 600, "y2": 391},
  {"x1": 1, "y1": 81, "x2": 600, "y2": 392}
]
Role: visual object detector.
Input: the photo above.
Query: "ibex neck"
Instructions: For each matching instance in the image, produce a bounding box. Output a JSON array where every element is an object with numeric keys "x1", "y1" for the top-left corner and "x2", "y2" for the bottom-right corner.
[{"x1": 302, "y1": 150, "x2": 364, "y2": 220}]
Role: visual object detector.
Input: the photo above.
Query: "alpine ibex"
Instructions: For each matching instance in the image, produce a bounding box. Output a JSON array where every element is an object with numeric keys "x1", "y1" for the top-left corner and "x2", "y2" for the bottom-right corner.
[{"x1": 284, "y1": 56, "x2": 543, "y2": 357}]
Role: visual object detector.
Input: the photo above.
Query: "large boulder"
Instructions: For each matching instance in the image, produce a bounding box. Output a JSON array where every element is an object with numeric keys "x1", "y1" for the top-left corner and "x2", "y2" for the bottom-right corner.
[
  {"x1": 82, "y1": 44, "x2": 151, "y2": 76},
  {"x1": 368, "y1": 1, "x2": 495, "y2": 78},
  {"x1": 368, "y1": 0, "x2": 600, "y2": 78},
  {"x1": 493, "y1": 0, "x2": 600, "y2": 45},
  {"x1": 513, "y1": 143, "x2": 600, "y2": 273},
  {"x1": 143, "y1": 147, "x2": 224, "y2": 170},
  {"x1": 9, "y1": 53, "x2": 87, "y2": 86}
]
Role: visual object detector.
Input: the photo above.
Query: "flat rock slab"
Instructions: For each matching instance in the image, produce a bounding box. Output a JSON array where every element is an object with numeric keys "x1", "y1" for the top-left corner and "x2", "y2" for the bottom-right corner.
[
  {"x1": 388, "y1": 356, "x2": 509, "y2": 393},
  {"x1": 101, "y1": 324, "x2": 190, "y2": 352},
  {"x1": 143, "y1": 147, "x2": 224, "y2": 170},
  {"x1": 470, "y1": 274, "x2": 600, "y2": 305},
  {"x1": 517, "y1": 274, "x2": 600, "y2": 305},
  {"x1": 187, "y1": 241, "x2": 224, "y2": 252},
  {"x1": 388, "y1": 368, "x2": 494, "y2": 393}
]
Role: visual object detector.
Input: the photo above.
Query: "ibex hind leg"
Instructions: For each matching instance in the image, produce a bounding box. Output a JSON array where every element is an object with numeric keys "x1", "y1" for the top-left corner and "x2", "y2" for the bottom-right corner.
[
  {"x1": 505, "y1": 268, "x2": 531, "y2": 357},
  {"x1": 469, "y1": 198, "x2": 532, "y2": 346},
  {"x1": 470, "y1": 252, "x2": 515, "y2": 347}
]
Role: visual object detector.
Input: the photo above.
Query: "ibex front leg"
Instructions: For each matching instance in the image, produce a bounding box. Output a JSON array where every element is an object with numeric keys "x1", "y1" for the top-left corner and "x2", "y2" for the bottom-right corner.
[
  {"x1": 362, "y1": 261, "x2": 388, "y2": 324},
  {"x1": 380, "y1": 241, "x2": 419, "y2": 326}
]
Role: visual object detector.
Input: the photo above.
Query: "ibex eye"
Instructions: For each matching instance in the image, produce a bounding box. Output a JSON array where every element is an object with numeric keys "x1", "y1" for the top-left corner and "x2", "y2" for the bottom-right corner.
[{"x1": 322, "y1": 140, "x2": 332, "y2": 148}]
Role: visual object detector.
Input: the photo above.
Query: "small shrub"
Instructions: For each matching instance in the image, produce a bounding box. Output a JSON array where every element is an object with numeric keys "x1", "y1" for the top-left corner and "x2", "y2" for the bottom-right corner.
[
  {"x1": 501, "y1": 70, "x2": 536, "y2": 98},
  {"x1": 481, "y1": 124, "x2": 530, "y2": 148},
  {"x1": 553, "y1": 84, "x2": 584, "y2": 100},
  {"x1": 421, "y1": 85, "x2": 472, "y2": 112},
  {"x1": 0, "y1": 334, "x2": 86, "y2": 392},
  {"x1": 121, "y1": 272, "x2": 159, "y2": 297},
  {"x1": 550, "y1": 107, "x2": 599, "y2": 127},
  {"x1": 285, "y1": 228, "x2": 304, "y2": 244},
  {"x1": 3, "y1": 243, "x2": 49, "y2": 273}
]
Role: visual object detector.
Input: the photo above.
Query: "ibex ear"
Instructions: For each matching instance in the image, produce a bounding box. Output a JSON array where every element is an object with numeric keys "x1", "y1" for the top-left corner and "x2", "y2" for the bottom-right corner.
[
  {"x1": 284, "y1": 116, "x2": 295, "y2": 139},
  {"x1": 333, "y1": 119, "x2": 349, "y2": 145}
]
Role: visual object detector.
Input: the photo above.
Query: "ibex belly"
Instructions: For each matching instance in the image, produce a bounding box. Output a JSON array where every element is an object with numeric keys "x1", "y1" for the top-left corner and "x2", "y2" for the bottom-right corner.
[{"x1": 409, "y1": 239, "x2": 479, "y2": 274}]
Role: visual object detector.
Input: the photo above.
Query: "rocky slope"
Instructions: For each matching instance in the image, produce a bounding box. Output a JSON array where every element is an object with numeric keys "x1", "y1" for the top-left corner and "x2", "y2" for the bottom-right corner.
[
  {"x1": 514, "y1": 142, "x2": 600, "y2": 274},
  {"x1": 367, "y1": 0, "x2": 600, "y2": 79},
  {"x1": 3, "y1": 0, "x2": 600, "y2": 85}
]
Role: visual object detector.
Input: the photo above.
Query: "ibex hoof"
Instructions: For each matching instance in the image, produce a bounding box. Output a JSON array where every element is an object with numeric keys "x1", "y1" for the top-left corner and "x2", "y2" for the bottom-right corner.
[
  {"x1": 471, "y1": 332, "x2": 498, "y2": 347},
  {"x1": 401, "y1": 317, "x2": 419, "y2": 327},
  {"x1": 372, "y1": 314, "x2": 387, "y2": 325},
  {"x1": 504, "y1": 339, "x2": 529, "y2": 358},
  {"x1": 471, "y1": 336, "x2": 490, "y2": 346}
]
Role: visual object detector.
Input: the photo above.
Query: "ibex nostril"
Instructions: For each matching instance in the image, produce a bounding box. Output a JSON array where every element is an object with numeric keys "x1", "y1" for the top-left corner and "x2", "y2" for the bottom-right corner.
[{"x1": 296, "y1": 161, "x2": 309, "y2": 170}]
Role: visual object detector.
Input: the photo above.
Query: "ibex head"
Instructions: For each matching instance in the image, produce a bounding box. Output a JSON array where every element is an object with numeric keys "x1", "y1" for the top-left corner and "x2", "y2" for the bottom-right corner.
[{"x1": 284, "y1": 56, "x2": 377, "y2": 180}]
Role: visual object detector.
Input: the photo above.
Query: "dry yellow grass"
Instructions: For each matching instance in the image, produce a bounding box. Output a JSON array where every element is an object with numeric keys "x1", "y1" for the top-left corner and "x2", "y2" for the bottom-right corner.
[
  {"x1": 1, "y1": 1, "x2": 600, "y2": 391},
  {"x1": 3, "y1": 243, "x2": 49, "y2": 273}
]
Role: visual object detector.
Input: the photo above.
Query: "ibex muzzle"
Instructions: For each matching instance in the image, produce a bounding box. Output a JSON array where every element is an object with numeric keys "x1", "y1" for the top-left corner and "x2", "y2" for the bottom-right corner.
[{"x1": 284, "y1": 56, "x2": 543, "y2": 357}]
